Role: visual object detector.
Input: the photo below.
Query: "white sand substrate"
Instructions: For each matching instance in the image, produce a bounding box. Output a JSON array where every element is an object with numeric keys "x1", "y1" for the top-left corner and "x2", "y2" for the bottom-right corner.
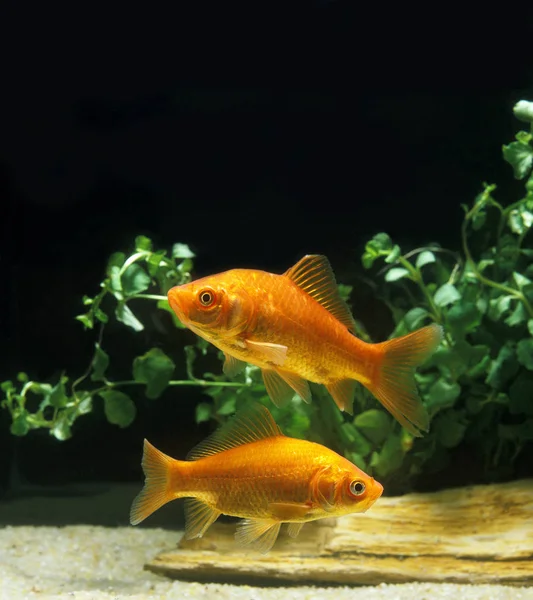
[
  {"x1": 1, "y1": 524, "x2": 532, "y2": 600},
  {"x1": 0, "y1": 483, "x2": 531, "y2": 600}
]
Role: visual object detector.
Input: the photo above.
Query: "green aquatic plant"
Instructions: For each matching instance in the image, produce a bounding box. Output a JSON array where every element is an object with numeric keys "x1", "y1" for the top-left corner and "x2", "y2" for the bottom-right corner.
[
  {"x1": 2, "y1": 99, "x2": 532, "y2": 492},
  {"x1": 356, "y1": 100, "x2": 533, "y2": 484},
  {"x1": 0, "y1": 238, "x2": 253, "y2": 441}
]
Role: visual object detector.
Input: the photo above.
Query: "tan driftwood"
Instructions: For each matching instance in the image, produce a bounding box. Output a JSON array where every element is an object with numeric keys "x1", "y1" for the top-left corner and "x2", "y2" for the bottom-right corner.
[{"x1": 145, "y1": 479, "x2": 533, "y2": 586}]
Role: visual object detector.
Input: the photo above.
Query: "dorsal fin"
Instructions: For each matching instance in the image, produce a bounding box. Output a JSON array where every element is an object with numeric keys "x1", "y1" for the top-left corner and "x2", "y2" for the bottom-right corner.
[
  {"x1": 186, "y1": 402, "x2": 283, "y2": 461},
  {"x1": 283, "y1": 255, "x2": 356, "y2": 332}
]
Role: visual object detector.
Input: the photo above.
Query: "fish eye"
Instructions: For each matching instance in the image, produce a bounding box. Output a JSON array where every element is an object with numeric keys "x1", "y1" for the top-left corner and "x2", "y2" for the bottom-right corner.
[
  {"x1": 198, "y1": 288, "x2": 215, "y2": 307},
  {"x1": 349, "y1": 480, "x2": 366, "y2": 496}
]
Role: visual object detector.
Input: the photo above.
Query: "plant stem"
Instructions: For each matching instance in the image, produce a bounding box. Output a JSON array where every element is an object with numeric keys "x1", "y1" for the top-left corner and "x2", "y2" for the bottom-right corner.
[
  {"x1": 106, "y1": 379, "x2": 254, "y2": 389},
  {"x1": 397, "y1": 256, "x2": 441, "y2": 322},
  {"x1": 134, "y1": 294, "x2": 168, "y2": 301}
]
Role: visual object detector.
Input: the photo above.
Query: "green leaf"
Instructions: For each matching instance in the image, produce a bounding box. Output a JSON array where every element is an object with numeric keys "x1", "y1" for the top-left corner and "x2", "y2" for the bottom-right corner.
[
  {"x1": 10, "y1": 413, "x2": 30, "y2": 436},
  {"x1": 487, "y1": 295, "x2": 513, "y2": 321},
  {"x1": 472, "y1": 210, "x2": 486, "y2": 231},
  {"x1": 121, "y1": 264, "x2": 151, "y2": 297},
  {"x1": 135, "y1": 235, "x2": 152, "y2": 251},
  {"x1": 502, "y1": 140, "x2": 533, "y2": 179},
  {"x1": 106, "y1": 252, "x2": 126, "y2": 274},
  {"x1": 76, "y1": 313, "x2": 94, "y2": 329},
  {"x1": 362, "y1": 233, "x2": 396, "y2": 269},
  {"x1": 172, "y1": 243, "x2": 195, "y2": 259},
  {"x1": 51, "y1": 415, "x2": 72, "y2": 441},
  {"x1": 373, "y1": 435, "x2": 405, "y2": 478},
  {"x1": 344, "y1": 451, "x2": 366, "y2": 471},
  {"x1": 217, "y1": 397, "x2": 236, "y2": 416},
  {"x1": 505, "y1": 301, "x2": 527, "y2": 327},
  {"x1": 434, "y1": 412, "x2": 467, "y2": 448},
  {"x1": 362, "y1": 252, "x2": 376, "y2": 269},
  {"x1": 509, "y1": 208, "x2": 533, "y2": 235},
  {"x1": 403, "y1": 307, "x2": 430, "y2": 331},
  {"x1": 416, "y1": 251, "x2": 436, "y2": 269},
  {"x1": 517, "y1": 338, "x2": 533, "y2": 371},
  {"x1": 195, "y1": 402, "x2": 212, "y2": 424},
  {"x1": 108, "y1": 266, "x2": 123, "y2": 298},
  {"x1": 513, "y1": 100, "x2": 533, "y2": 123},
  {"x1": 509, "y1": 375, "x2": 533, "y2": 416},
  {"x1": 354, "y1": 409, "x2": 391, "y2": 445},
  {"x1": 434, "y1": 284, "x2": 461, "y2": 307},
  {"x1": 75, "y1": 394, "x2": 93, "y2": 416},
  {"x1": 337, "y1": 284, "x2": 353, "y2": 303},
  {"x1": 147, "y1": 250, "x2": 167, "y2": 277},
  {"x1": 339, "y1": 423, "x2": 372, "y2": 456},
  {"x1": 94, "y1": 308, "x2": 109, "y2": 324},
  {"x1": 426, "y1": 379, "x2": 461, "y2": 413},
  {"x1": 91, "y1": 344, "x2": 110, "y2": 382},
  {"x1": 528, "y1": 320, "x2": 533, "y2": 336},
  {"x1": 513, "y1": 272, "x2": 532, "y2": 290},
  {"x1": 49, "y1": 378, "x2": 68, "y2": 409},
  {"x1": 115, "y1": 303, "x2": 144, "y2": 331},
  {"x1": 1, "y1": 380, "x2": 14, "y2": 392},
  {"x1": 447, "y1": 301, "x2": 481, "y2": 337},
  {"x1": 486, "y1": 343, "x2": 520, "y2": 388},
  {"x1": 368, "y1": 232, "x2": 393, "y2": 252},
  {"x1": 384, "y1": 245, "x2": 401, "y2": 264},
  {"x1": 431, "y1": 345, "x2": 467, "y2": 378},
  {"x1": 133, "y1": 348, "x2": 175, "y2": 399},
  {"x1": 99, "y1": 390, "x2": 137, "y2": 428},
  {"x1": 385, "y1": 267, "x2": 410, "y2": 282},
  {"x1": 17, "y1": 372, "x2": 28, "y2": 383}
]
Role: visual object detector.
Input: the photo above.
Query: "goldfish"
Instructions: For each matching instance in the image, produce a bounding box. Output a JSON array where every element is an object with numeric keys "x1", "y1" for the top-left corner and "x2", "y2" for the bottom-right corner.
[
  {"x1": 130, "y1": 402, "x2": 383, "y2": 553},
  {"x1": 167, "y1": 254, "x2": 443, "y2": 437}
]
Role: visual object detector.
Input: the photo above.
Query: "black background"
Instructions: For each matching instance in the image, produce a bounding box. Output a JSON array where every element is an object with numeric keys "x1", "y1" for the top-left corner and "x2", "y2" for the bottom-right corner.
[{"x1": 1, "y1": 2, "x2": 533, "y2": 498}]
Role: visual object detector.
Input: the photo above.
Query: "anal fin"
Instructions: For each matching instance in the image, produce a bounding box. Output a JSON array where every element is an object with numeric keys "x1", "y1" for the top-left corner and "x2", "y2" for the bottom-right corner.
[
  {"x1": 326, "y1": 379, "x2": 357, "y2": 414},
  {"x1": 287, "y1": 522, "x2": 304, "y2": 538},
  {"x1": 183, "y1": 497, "x2": 221, "y2": 540}
]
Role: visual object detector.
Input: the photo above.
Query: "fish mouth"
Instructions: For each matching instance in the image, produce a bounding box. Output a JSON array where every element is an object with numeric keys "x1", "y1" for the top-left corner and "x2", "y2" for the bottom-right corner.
[{"x1": 167, "y1": 287, "x2": 186, "y2": 321}]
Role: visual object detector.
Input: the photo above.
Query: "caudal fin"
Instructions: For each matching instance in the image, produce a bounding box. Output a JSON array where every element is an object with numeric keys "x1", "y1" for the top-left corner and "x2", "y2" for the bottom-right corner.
[
  {"x1": 130, "y1": 439, "x2": 176, "y2": 526},
  {"x1": 368, "y1": 324, "x2": 443, "y2": 437}
]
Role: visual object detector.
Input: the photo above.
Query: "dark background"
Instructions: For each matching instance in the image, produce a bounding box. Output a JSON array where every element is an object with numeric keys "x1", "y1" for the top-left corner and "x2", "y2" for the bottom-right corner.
[{"x1": 1, "y1": 2, "x2": 533, "y2": 504}]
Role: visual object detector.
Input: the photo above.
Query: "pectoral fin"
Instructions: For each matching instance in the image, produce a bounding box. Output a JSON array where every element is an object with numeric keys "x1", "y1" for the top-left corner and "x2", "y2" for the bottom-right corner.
[
  {"x1": 235, "y1": 519, "x2": 281, "y2": 554},
  {"x1": 223, "y1": 353, "x2": 246, "y2": 377},
  {"x1": 245, "y1": 340, "x2": 288, "y2": 366},
  {"x1": 268, "y1": 501, "x2": 312, "y2": 520}
]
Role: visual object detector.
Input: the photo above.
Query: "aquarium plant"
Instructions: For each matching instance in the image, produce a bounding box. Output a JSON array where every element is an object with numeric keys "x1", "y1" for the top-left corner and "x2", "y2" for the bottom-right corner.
[{"x1": 2, "y1": 99, "x2": 532, "y2": 491}]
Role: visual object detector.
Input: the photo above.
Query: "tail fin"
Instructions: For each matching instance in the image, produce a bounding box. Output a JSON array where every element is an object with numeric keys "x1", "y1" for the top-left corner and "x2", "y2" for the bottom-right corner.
[
  {"x1": 368, "y1": 324, "x2": 443, "y2": 438},
  {"x1": 130, "y1": 439, "x2": 176, "y2": 526}
]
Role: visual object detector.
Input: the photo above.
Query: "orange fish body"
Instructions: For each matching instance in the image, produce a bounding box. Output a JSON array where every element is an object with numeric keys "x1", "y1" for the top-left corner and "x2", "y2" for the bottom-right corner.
[
  {"x1": 130, "y1": 403, "x2": 383, "y2": 553},
  {"x1": 168, "y1": 255, "x2": 443, "y2": 437}
]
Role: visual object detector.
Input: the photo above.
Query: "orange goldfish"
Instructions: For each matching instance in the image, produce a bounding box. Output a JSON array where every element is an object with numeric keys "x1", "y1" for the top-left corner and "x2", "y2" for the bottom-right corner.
[
  {"x1": 167, "y1": 255, "x2": 443, "y2": 437},
  {"x1": 130, "y1": 402, "x2": 383, "y2": 553}
]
